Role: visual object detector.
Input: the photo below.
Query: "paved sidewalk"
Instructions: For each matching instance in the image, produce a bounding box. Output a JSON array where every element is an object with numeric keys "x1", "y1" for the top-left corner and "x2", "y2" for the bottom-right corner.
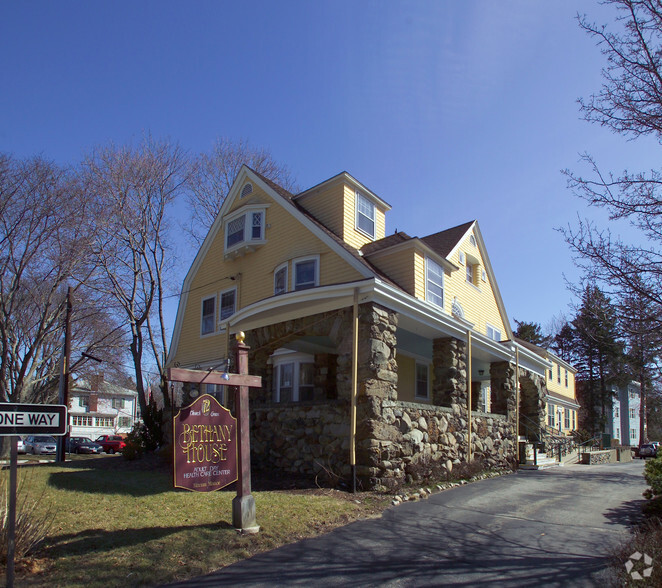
[{"x1": 165, "y1": 461, "x2": 647, "y2": 587}]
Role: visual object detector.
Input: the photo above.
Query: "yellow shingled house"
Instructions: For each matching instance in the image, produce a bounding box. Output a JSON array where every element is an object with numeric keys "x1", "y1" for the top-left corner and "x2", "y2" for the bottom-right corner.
[{"x1": 168, "y1": 166, "x2": 554, "y2": 488}]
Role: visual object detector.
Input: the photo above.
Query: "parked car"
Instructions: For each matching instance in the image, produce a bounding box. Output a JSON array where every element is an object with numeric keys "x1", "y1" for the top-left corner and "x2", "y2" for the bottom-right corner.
[
  {"x1": 640, "y1": 443, "x2": 658, "y2": 458},
  {"x1": 24, "y1": 435, "x2": 57, "y2": 455},
  {"x1": 66, "y1": 436, "x2": 103, "y2": 454},
  {"x1": 95, "y1": 435, "x2": 126, "y2": 454},
  {"x1": 16, "y1": 437, "x2": 26, "y2": 454}
]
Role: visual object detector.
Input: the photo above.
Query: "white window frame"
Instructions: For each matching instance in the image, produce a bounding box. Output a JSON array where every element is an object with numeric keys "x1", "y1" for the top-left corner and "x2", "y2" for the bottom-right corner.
[
  {"x1": 292, "y1": 255, "x2": 319, "y2": 291},
  {"x1": 355, "y1": 192, "x2": 375, "y2": 239},
  {"x1": 224, "y1": 206, "x2": 266, "y2": 252},
  {"x1": 486, "y1": 324, "x2": 501, "y2": 342},
  {"x1": 425, "y1": 257, "x2": 444, "y2": 309},
  {"x1": 274, "y1": 262, "x2": 288, "y2": 295},
  {"x1": 201, "y1": 295, "x2": 216, "y2": 336},
  {"x1": 219, "y1": 287, "x2": 237, "y2": 322},
  {"x1": 466, "y1": 263, "x2": 474, "y2": 284},
  {"x1": 548, "y1": 403, "x2": 555, "y2": 427},
  {"x1": 111, "y1": 398, "x2": 125, "y2": 410},
  {"x1": 271, "y1": 350, "x2": 315, "y2": 403},
  {"x1": 415, "y1": 362, "x2": 430, "y2": 400},
  {"x1": 630, "y1": 428, "x2": 637, "y2": 441},
  {"x1": 629, "y1": 407, "x2": 636, "y2": 419}
]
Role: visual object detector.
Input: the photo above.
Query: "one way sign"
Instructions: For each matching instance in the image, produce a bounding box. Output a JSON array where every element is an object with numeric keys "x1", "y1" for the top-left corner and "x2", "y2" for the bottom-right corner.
[{"x1": 0, "y1": 403, "x2": 68, "y2": 436}]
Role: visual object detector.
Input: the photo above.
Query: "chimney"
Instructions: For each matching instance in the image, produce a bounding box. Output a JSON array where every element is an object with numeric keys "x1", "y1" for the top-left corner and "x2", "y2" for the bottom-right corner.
[{"x1": 91, "y1": 373, "x2": 104, "y2": 392}]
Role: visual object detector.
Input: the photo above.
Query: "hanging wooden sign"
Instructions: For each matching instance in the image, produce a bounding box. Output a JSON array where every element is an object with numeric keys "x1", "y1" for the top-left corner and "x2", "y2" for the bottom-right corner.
[{"x1": 173, "y1": 394, "x2": 237, "y2": 492}]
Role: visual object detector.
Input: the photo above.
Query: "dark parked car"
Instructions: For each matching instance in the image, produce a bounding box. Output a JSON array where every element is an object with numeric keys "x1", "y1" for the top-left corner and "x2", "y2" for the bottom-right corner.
[
  {"x1": 95, "y1": 435, "x2": 126, "y2": 454},
  {"x1": 24, "y1": 435, "x2": 57, "y2": 455},
  {"x1": 66, "y1": 436, "x2": 103, "y2": 454},
  {"x1": 640, "y1": 443, "x2": 657, "y2": 458}
]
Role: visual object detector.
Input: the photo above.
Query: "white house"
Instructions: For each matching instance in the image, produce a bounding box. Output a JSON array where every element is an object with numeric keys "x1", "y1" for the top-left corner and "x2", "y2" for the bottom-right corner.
[
  {"x1": 606, "y1": 381, "x2": 641, "y2": 446},
  {"x1": 69, "y1": 375, "x2": 139, "y2": 439}
]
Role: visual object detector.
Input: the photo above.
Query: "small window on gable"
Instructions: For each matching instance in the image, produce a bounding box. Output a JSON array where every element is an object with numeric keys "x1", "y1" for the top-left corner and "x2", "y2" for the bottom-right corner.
[
  {"x1": 274, "y1": 263, "x2": 288, "y2": 295},
  {"x1": 219, "y1": 288, "x2": 236, "y2": 321},
  {"x1": 426, "y1": 257, "x2": 444, "y2": 308},
  {"x1": 565, "y1": 369, "x2": 568, "y2": 387},
  {"x1": 557, "y1": 364, "x2": 561, "y2": 384},
  {"x1": 240, "y1": 183, "x2": 253, "y2": 198},
  {"x1": 356, "y1": 192, "x2": 375, "y2": 238},
  {"x1": 459, "y1": 251, "x2": 465, "y2": 264},
  {"x1": 224, "y1": 208, "x2": 265, "y2": 252},
  {"x1": 486, "y1": 324, "x2": 501, "y2": 341},
  {"x1": 293, "y1": 256, "x2": 318, "y2": 291},
  {"x1": 481, "y1": 269, "x2": 487, "y2": 282},
  {"x1": 469, "y1": 235, "x2": 476, "y2": 247},
  {"x1": 415, "y1": 362, "x2": 429, "y2": 400},
  {"x1": 466, "y1": 263, "x2": 474, "y2": 284},
  {"x1": 451, "y1": 297, "x2": 464, "y2": 319},
  {"x1": 201, "y1": 296, "x2": 216, "y2": 335}
]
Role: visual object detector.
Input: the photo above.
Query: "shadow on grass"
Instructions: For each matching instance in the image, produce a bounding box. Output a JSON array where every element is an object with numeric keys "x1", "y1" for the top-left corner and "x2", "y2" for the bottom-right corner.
[{"x1": 42, "y1": 520, "x2": 236, "y2": 559}]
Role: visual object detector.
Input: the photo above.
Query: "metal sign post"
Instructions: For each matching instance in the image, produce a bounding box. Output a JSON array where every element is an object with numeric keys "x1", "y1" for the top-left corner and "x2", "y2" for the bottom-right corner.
[{"x1": 0, "y1": 403, "x2": 67, "y2": 588}]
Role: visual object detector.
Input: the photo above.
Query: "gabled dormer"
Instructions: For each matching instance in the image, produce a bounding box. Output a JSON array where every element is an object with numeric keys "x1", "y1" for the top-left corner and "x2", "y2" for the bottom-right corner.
[{"x1": 293, "y1": 172, "x2": 391, "y2": 249}]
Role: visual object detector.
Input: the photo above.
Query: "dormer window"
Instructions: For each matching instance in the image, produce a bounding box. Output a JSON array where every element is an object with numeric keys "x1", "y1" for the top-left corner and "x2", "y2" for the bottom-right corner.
[
  {"x1": 425, "y1": 257, "x2": 444, "y2": 308},
  {"x1": 356, "y1": 192, "x2": 375, "y2": 239},
  {"x1": 224, "y1": 207, "x2": 266, "y2": 256},
  {"x1": 274, "y1": 263, "x2": 288, "y2": 295}
]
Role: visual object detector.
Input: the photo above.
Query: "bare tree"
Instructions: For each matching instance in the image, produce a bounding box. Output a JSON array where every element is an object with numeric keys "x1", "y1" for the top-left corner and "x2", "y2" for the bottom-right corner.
[
  {"x1": 185, "y1": 137, "x2": 297, "y2": 245},
  {"x1": 0, "y1": 154, "x2": 126, "y2": 407},
  {"x1": 564, "y1": 0, "x2": 662, "y2": 311},
  {"x1": 82, "y1": 136, "x2": 188, "y2": 437}
]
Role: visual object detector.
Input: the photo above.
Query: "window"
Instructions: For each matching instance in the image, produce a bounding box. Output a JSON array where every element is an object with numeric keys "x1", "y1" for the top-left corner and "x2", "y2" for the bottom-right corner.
[
  {"x1": 272, "y1": 352, "x2": 315, "y2": 403},
  {"x1": 293, "y1": 257, "x2": 318, "y2": 291},
  {"x1": 573, "y1": 410, "x2": 576, "y2": 429},
  {"x1": 79, "y1": 396, "x2": 89, "y2": 408},
  {"x1": 356, "y1": 192, "x2": 375, "y2": 238},
  {"x1": 486, "y1": 324, "x2": 501, "y2": 341},
  {"x1": 274, "y1": 263, "x2": 288, "y2": 295},
  {"x1": 565, "y1": 369, "x2": 568, "y2": 387},
  {"x1": 548, "y1": 368, "x2": 553, "y2": 380},
  {"x1": 426, "y1": 257, "x2": 444, "y2": 308},
  {"x1": 219, "y1": 288, "x2": 236, "y2": 321},
  {"x1": 201, "y1": 296, "x2": 216, "y2": 335},
  {"x1": 205, "y1": 383, "x2": 227, "y2": 406},
  {"x1": 631, "y1": 428, "x2": 637, "y2": 441},
  {"x1": 615, "y1": 406, "x2": 620, "y2": 418},
  {"x1": 615, "y1": 427, "x2": 620, "y2": 440},
  {"x1": 415, "y1": 363, "x2": 429, "y2": 400},
  {"x1": 630, "y1": 408, "x2": 636, "y2": 419},
  {"x1": 557, "y1": 365, "x2": 561, "y2": 384},
  {"x1": 469, "y1": 235, "x2": 476, "y2": 247},
  {"x1": 240, "y1": 183, "x2": 253, "y2": 198},
  {"x1": 548, "y1": 403, "x2": 555, "y2": 427},
  {"x1": 564, "y1": 410, "x2": 570, "y2": 429},
  {"x1": 118, "y1": 417, "x2": 132, "y2": 428},
  {"x1": 112, "y1": 398, "x2": 125, "y2": 410},
  {"x1": 73, "y1": 415, "x2": 93, "y2": 426},
  {"x1": 96, "y1": 417, "x2": 114, "y2": 427},
  {"x1": 466, "y1": 263, "x2": 474, "y2": 284},
  {"x1": 224, "y1": 209, "x2": 265, "y2": 250}
]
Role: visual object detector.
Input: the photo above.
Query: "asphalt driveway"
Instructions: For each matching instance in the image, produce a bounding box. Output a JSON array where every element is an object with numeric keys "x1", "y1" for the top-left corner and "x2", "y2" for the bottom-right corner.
[{"x1": 167, "y1": 460, "x2": 647, "y2": 587}]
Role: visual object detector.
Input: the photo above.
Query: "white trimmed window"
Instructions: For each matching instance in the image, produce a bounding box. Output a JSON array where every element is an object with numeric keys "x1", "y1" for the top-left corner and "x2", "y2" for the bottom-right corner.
[
  {"x1": 272, "y1": 351, "x2": 315, "y2": 402},
  {"x1": 426, "y1": 257, "x2": 444, "y2": 308},
  {"x1": 118, "y1": 416, "x2": 132, "y2": 428},
  {"x1": 631, "y1": 428, "x2": 637, "y2": 440},
  {"x1": 73, "y1": 415, "x2": 93, "y2": 426},
  {"x1": 293, "y1": 256, "x2": 319, "y2": 291},
  {"x1": 79, "y1": 396, "x2": 89, "y2": 408},
  {"x1": 112, "y1": 398, "x2": 125, "y2": 410},
  {"x1": 557, "y1": 364, "x2": 561, "y2": 384},
  {"x1": 356, "y1": 192, "x2": 375, "y2": 238},
  {"x1": 565, "y1": 369, "x2": 568, "y2": 387},
  {"x1": 615, "y1": 406, "x2": 620, "y2": 418},
  {"x1": 466, "y1": 263, "x2": 474, "y2": 284},
  {"x1": 415, "y1": 362, "x2": 429, "y2": 400},
  {"x1": 630, "y1": 408, "x2": 636, "y2": 419},
  {"x1": 96, "y1": 417, "x2": 114, "y2": 427},
  {"x1": 219, "y1": 287, "x2": 236, "y2": 321},
  {"x1": 564, "y1": 410, "x2": 570, "y2": 429},
  {"x1": 486, "y1": 324, "x2": 501, "y2": 341},
  {"x1": 224, "y1": 208, "x2": 265, "y2": 251},
  {"x1": 548, "y1": 403, "x2": 555, "y2": 427},
  {"x1": 274, "y1": 263, "x2": 288, "y2": 295},
  {"x1": 201, "y1": 295, "x2": 216, "y2": 335}
]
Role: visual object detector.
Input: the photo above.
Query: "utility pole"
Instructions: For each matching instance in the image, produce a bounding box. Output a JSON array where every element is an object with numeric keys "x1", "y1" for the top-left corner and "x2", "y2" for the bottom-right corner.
[{"x1": 56, "y1": 287, "x2": 72, "y2": 463}]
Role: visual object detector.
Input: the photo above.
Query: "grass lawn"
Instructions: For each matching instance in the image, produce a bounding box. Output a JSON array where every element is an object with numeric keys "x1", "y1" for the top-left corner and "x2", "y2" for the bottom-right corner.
[{"x1": 1, "y1": 455, "x2": 390, "y2": 587}]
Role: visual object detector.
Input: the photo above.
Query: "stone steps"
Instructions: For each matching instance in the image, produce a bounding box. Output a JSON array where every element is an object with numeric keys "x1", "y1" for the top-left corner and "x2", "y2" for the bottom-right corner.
[{"x1": 519, "y1": 452, "x2": 560, "y2": 470}]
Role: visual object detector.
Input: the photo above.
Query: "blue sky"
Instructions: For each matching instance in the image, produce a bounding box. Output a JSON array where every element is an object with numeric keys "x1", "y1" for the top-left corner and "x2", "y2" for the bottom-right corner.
[{"x1": 2, "y1": 1, "x2": 657, "y2": 342}]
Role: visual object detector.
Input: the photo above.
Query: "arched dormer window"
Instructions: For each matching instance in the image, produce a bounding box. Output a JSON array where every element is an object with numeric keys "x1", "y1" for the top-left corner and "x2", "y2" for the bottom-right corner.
[
  {"x1": 451, "y1": 297, "x2": 465, "y2": 319},
  {"x1": 240, "y1": 183, "x2": 253, "y2": 198}
]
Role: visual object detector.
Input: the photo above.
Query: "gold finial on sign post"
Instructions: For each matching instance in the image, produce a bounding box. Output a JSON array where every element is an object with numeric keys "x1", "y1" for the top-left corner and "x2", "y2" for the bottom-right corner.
[{"x1": 236, "y1": 331, "x2": 246, "y2": 344}]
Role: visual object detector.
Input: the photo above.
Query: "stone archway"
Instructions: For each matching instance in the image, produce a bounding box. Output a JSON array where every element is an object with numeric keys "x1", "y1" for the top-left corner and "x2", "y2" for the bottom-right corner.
[{"x1": 518, "y1": 370, "x2": 546, "y2": 440}]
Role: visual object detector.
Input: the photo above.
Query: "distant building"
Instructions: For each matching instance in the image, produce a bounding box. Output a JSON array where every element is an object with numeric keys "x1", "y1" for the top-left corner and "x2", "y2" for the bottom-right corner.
[
  {"x1": 69, "y1": 375, "x2": 139, "y2": 439},
  {"x1": 605, "y1": 382, "x2": 641, "y2": 447}
]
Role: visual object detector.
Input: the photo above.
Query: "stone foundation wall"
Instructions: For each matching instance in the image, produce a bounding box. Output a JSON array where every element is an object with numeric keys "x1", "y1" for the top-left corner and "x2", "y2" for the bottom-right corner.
[
  {"x1": 581, "y1": 449, "x2": 618, "y2": 464},
  {"x1": 250, "y1": 401, "x2": 350, "y2": 478}
]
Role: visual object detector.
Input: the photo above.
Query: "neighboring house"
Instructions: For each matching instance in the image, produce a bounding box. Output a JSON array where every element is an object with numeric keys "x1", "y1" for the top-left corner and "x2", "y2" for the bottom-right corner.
[
  {"x1": 605, "y1": 381, "x2": 641, "y2": 447},
  {"x1": 167, "y1": 166, "x2": 551, "y2": 488},
  {"x1": 69, "y1": 375, "x2": 139, "y2": 439},
  {"x1": 514, "y1": 340, "x2": 580, "y2": 437}
]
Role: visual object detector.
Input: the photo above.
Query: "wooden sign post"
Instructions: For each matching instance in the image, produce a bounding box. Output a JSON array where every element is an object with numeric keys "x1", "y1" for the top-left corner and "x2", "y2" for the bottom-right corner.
[{"x1": 167, "y1": 332, "x2": 261, "y2": 533}]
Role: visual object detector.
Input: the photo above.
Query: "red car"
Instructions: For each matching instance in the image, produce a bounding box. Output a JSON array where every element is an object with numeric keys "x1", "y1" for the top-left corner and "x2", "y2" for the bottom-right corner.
[{"x1": 95, "y1": 435, "x2": 126, "y2": 454}]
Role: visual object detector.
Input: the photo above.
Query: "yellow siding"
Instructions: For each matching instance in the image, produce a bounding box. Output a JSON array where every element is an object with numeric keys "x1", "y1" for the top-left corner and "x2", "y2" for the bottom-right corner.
[
  {"x1": 398, "y1": 355, "x2": 415, "y2": 402},
  {"x1": 442, "y1": 231, "x2": 506, "y2": 339},
  {"x1": 341, "y1": 185, "x2": 386, "y2": 249},
  {"x1": 546, "y1": 360, "x2": 577, "y2": 402},
  {"x1": 171, "y1": 186, "x2": 364, "y2": 367},
  {"x1": 294, "y1": 182, "x2": 345, "y2": 239},
  {"x1": 414, "y1": 251, "x2": 426, "y2": 300},
  {"x1": 367, "y1": 247, "x2": 417, "y2": 295}
]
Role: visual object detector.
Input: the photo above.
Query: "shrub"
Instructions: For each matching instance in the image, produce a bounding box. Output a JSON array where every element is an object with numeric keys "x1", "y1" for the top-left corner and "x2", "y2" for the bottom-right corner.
[
  {"x1": 0, "y1": 468, "x2": 54, "y2": 564},
  {"x1": 645, "y1": 457, "x2": 662, "y2": 496}
]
